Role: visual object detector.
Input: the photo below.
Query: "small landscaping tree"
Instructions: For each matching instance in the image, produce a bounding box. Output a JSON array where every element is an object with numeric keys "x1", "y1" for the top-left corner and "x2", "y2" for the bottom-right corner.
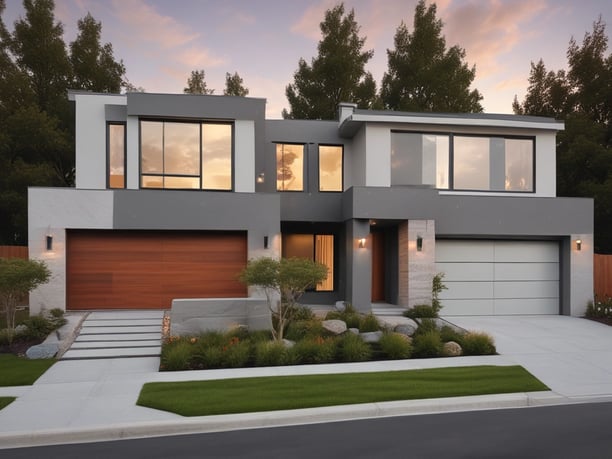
[
  {"x1": 0, "y1": 258, "x2": 50, "y2": 343},
  {"x1": 240, "y1": 257, "x2": 328, "y2": 341}
]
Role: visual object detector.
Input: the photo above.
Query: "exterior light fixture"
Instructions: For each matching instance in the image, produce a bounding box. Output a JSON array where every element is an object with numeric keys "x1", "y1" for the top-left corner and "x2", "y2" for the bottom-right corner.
[
  {"x1": 257, "y1": 173, "x2": 265, "y2": 184},
  {"x1": 358, "y1": 238, "x2": 366, "y2": 248},
  {"x1": 576, "y1": 239, "x2": 582, "y2": 251},
  {"x1": 264, "y1": 236, "x2": 269, "y2": 249},
  {"x1": 46, "y1": 235, "x2": 53, "y2": 251},
  {"x1": 416, "y1": 235, "x2": 423, "y2": 252}
]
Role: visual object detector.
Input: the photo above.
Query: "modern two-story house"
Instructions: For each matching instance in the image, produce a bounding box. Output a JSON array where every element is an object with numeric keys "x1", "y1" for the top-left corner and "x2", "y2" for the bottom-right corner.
[{"x1": 28, "y1": 92, "x2": 593, "y2": 317}]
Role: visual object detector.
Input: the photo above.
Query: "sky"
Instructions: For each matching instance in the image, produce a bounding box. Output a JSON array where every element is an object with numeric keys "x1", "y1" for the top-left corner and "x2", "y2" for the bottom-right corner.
[{"x1": 3, "y1": 0, "x2": 611, "y2": 118}]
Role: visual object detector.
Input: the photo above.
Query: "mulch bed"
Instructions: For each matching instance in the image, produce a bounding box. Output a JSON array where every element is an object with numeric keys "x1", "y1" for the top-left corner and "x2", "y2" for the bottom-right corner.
[
  {"x1": 585, "y1": 317, "x2": 612, "y2": 326},
  {"x1": 0, "y1": 338, "x2": 40, "y2": 357}
]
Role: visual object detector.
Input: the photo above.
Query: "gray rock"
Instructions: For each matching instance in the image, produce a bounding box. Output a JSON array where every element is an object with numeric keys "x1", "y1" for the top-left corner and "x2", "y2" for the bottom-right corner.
[
  {"x1": 26, "y1": 343, "x2": 58, "y2": 359},
  {"x1": 443, "y1": 341, "x2": 462, "y2": 357},
  {"x1": 348, "y1": 327, "x2": 360, "y2": 335},
  {"x1": 360, "y1": 331, "x2": 384, "y2": 343},
  {"x1": 335, "y1": 301, "x2": 347, "y2": 312},
  {"x1": 394, "y1": 320, "x2": 418, "y2": 337},
  {"x1": 14, "y1": 324, "x2": 27, "y2": 335},
  {"x1": 282, "y1": 339, "x2": 295, "y2": 348},
  {"x1": 322, "y1": 319, "x2": 347, "y2": 335}
]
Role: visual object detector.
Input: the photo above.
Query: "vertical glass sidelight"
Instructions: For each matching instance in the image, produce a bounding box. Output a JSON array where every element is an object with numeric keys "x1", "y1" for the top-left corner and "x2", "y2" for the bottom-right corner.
[
  {"x1": 505, "y1": 138, "x2": 533, "y2": 191},
  {"x1": 319, "y1": 146, "x2": 343, "y2": 191},
  {"x1": 276, "y1": 144, "x2": 304, "y2": 191},
  {"x1": 108, "y1": 123, "x2": 125, "y2": 189},
  {"x1": 202, "y1": 123, "x2": 232, "y2": 190}
]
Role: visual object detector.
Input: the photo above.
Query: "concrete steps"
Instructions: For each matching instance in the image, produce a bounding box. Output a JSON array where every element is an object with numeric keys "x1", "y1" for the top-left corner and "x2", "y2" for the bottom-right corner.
[{"x1": 61, "y1": 311, "x2": 164, "y2": 360}]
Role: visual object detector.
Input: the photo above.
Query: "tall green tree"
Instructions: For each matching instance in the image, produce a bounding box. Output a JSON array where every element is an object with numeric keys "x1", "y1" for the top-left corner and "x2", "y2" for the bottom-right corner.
[
  {"x1": 514, "y1": 18, "x2": 612, "y2": 252},
  {"x1": 224, "y1": 71, "x2": 249, "y2": 96},
  {"x1": 283, "y1": 3, "x2": 376, "y2": 120},
  {"x1": 11, "y1": 0, "x2": 71, "y2": 116},
  {"x1": 70, "y1": 13, "x2": 125, "y2": 93},
  {"x1": 381, "y1": 1, "x2": 482, "y2": 113},
  {"x1": 184, "y1": 69, "x2": 214, "y2": 94}
]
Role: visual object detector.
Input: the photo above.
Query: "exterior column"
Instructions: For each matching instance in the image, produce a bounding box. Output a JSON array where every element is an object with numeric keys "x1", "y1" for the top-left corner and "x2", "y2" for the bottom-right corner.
[
  {"x1": 407, "y1": 220, "x2": 436, "y2": 308},
  {"x1": 345, "y1": 219, "x2": 371, "y2": 313}
]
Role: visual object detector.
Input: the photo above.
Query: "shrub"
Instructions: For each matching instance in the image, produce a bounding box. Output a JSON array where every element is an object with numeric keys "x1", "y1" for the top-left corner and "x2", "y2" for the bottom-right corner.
[
  {"x1": 161, "y1": 339, "x2": 193, "y2": 371},
  {"x1": 285, "y1": 319, "x2": 325, "y2": 341},
  {"x1": 248, "y1": 329, "x2": 274, "y2": 343},
  {"x1": 359, "y1": 313, "x2": 381, "y2": 332},
  {"x1": 254, "y1": 340, "x2": 289, "y2": 367},
  {"x1": 404, "y1": 304, "x2": 438, "y2": 319},
  {"x1": 325, "y1": 309, "x2": 360, "y2": 329},
  {"x1": 586, "y1": 297, "x2": 612, "y2": 318},
  {"x1": 221, "y1": 339, "x2": 251, "y2": 368},
  {"x1": 461, "y1": 332, "x2": 496, "y2": 356},
  {"x1": 194, "y1": 345, "x2": 224, "y2": 369},
  {"x1": 293, "y1": 337, "x2": 336, "y2": 364},
  {"x1": 19, "y1": 315, "x2": 54, "y2": 341},
  {"x1": 379, "y1": 332, "x2": 412, "y2": 359},
  {"x1": 287, "y1": 304, "x2": 315, "y2": 322},
  {"x1": 336, "y1": 333, "x2": 372, "y2": 362},
  {"x1": 440, "y1": 325, "x2": 465, "y2": 344},
  {"x1": 414, "y1": 318, "x2": 438, "y2": 336},
  {"x1": 412, "y1": 330, "x2": 443, "y2": 358}
]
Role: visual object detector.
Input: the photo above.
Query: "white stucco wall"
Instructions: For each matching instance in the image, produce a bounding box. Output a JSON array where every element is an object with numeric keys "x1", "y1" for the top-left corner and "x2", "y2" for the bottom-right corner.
[
  {"x1": 570, "y1": 234, "x2": 594, "y2": 316},
  {"x1": 73, "y1": 94, "x2": 127, "y2": 190},
  {"x1": 234, "y1": 120, "x2": 255, "y2": 192},
  {"x1": 364, "y1": 125, "x2": 391, "y2": 187},
  {"x1": 28, "y1": 188, "x2": 114, "y2": 314}
]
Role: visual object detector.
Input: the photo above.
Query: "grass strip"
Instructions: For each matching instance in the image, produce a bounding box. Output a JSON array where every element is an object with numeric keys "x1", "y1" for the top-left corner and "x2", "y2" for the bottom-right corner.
[
  {"x1": 0, "y1": 354, "x2": 55, "y2": 386},
  {"x1": 0, "y1": 397, "x2": 16, "y2": 411},
  {"x1": 137, "y1": 365, "x2": 548, "y2": 416}
]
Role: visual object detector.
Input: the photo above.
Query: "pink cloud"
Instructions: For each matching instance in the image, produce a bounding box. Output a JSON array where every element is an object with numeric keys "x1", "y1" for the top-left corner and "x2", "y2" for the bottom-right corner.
[
  {"x1": 175, "y1": 47, "x2": 227, "y2": 69},
  {"x1": 291, "y1": 0, "x2": 341, "y2": 41}
]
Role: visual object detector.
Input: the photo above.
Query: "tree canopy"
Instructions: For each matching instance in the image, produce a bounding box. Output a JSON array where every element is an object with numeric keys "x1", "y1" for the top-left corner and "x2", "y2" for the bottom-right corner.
[
  {"x1": 514, "y1": 18, "x2": 612, "y2": 252},
  {"x1": 0, "y1": 0, "x2": 128, "y2": 244},
  {"x1": 283, "y1": 3, "x2": 377, "y2": 120},
  {"x1": 224, "y1": 71, "x2": 249, "y2": 96},
  {"x1": 184, "y1": 69, "x2": 214, "y2": 94},
  {"x1": 381, "y1": 1, "x2": 482, "y2": 112}
]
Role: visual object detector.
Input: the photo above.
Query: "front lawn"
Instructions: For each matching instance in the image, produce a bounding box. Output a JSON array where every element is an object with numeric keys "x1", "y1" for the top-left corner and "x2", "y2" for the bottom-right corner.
[
  {"x1": 0, "y1": 397, "x2": 15, "y2": 410},
  {"x1": 0, "y1": 354, "x2": 55, "y2": 386},
  {"x1": 137, "y1": 365, "x2": 548, "y2": 416}
]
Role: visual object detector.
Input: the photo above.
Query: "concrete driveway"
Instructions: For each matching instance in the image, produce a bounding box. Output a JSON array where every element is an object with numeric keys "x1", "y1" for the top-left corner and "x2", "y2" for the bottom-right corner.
[{"x1": 443, "y1": 315, "x2": 612, "y2": 400}]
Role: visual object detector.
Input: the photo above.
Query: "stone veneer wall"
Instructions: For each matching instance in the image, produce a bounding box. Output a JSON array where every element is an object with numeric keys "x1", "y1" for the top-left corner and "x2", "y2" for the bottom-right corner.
[
  {"x1": 398, "y1": 222, "x2": 409, "y2": 306},
  {"x1": 407, "y1": 220, "x2": 436, "y2": 308}
]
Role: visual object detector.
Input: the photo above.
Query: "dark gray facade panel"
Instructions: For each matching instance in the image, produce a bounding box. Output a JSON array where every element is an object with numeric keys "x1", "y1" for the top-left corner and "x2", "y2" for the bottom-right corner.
[
  {"x1": 105, "y1": 105, "x2": 127, "y2": 122},
  {"x1": 346, "y1": 187, "x2": 593, "y2": 236},
  {"x1": 280, "y1": 193, "x2": 344, "y2": 222},
  {"x1": 112, "y1": 190, "x2": 280, "y2": 233},
  {"x1": 126, "y1": 93, "x2": 266, "y2": 121}
]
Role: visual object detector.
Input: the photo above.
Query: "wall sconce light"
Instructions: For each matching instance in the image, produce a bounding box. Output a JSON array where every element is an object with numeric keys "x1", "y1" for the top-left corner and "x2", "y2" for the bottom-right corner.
[
  {"x1": 46, "y1": 235, "x2": 53, "y2": 251},
  {"x1": 264, "y1": 236, "x2": 269, "y2": 249},
  {"x1": 576, "y1": 239, "x2": 582, "y2": 251},
  {"x1": 257, "y1": 173, "x2": 265, "y2": 184},
  {"x1": 416, "y1": 235, "x2": 423, "y2": 252},
  {"x1": 358, "y1": 238, "x2": 366, "y2": 248}
]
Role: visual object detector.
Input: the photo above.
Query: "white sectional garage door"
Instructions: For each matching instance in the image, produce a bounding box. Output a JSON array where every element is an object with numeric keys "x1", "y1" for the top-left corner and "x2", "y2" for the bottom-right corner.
[{"x1": 435, "y1": 240, "x2": 559, "y2": 315}]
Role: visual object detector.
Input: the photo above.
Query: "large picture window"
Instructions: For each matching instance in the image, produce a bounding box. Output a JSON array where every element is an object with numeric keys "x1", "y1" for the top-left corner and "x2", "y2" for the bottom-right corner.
[
  {"x1": 282, "y1": 233, "x2": 334, "y2": 291},
  {"x1": 276, "y1": 144, "x2": 304, "y2": 191},
  {"x1": 319, "y1": 145, "x2": 343, "y2": 192},
  {"x1": 391, "y1": 132, "x2": 534, "y2": 192},
  {"x1": 140, "y1": 120, "x2": 232, "y2": 190},
  {"x1": 107, "y1": 123, "x2": 125, "y2": 189}
]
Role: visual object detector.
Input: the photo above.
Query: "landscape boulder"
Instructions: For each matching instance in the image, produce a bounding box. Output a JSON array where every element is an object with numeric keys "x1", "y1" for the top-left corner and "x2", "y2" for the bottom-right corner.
[
  {"x1": 322, "y1": 319, "x2": 347, "y2": 335},
  {"x1": 443, "y1": 341, "x2": 462, "y2": 357},
  {"x1": 360, "y1": 331, "x2": 384, "y2": 343},
  {"x1": 26, "y1": 343, "x2": 58, "y2": 359}
]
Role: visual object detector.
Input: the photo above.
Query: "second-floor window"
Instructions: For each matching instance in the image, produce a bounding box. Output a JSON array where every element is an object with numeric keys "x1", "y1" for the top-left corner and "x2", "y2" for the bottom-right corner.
[
  {"x1": 140, "y1": 120, "x2": 232, "y2": 190},
  {"x1": 276, "y1": 143, "x2": 304, "y2": 191},
  {"x1": 319, "y1": 145, "x2": 343, "y2": 192},
  {"x1": 108, "y1": 123, "x2": 126, "y2": 189},
  {"x1": 391, "y1": 132, "x2": 534, "y2": 192}
]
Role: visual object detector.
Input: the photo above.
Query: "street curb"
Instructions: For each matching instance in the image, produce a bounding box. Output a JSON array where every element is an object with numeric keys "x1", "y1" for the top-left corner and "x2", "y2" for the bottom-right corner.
[{"x1": 0, "y1": 391, "x2": 567, "y2": 449}]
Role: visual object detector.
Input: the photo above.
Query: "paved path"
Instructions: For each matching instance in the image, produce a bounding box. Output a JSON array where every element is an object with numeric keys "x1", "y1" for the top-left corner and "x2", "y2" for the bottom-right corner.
[{"x1": 62, "y1": 311, "x2": 164, "y2": 360}]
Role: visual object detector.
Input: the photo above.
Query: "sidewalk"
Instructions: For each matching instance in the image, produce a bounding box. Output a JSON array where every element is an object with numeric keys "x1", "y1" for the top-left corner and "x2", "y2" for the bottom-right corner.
[{"x1": 1, "y1": 314, "x2": 611, "y2": 448}]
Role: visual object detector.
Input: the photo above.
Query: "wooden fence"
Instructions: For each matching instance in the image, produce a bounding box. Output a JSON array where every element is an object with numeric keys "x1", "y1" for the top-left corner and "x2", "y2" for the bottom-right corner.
[{"x1": 594, "y1": 254, "x2": 612, "y2": 299}]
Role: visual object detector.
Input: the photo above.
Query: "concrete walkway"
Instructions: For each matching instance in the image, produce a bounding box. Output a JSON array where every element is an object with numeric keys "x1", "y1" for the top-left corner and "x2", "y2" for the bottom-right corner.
[{"x1": 0, "y1": 314, "x2": 611, "y2": 448}]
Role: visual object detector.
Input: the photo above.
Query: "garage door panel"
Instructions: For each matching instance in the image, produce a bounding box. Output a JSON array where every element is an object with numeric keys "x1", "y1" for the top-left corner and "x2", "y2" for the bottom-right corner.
[
  {"x1": 494, "y1": 263, "x2": 559, "y2": 281},
  {"x1": 436, "y1": 262, "x2": 494, "y2": 282},
  {"x1": 436, "y1": 241, "x2": 494, "y2": 262},
  {"x1": 494, "y1": 298, "x2": 559, "y2": 315},
  {"x1": 494, "y1": 241, "x2": 558, "y2": 263},
  {"x1": 440, "y1": 282, "x2": 494, "y2": 300},
  {"x1": 441, "y1": 299, "x2": 494, "y2": 315},
  {"x1": 494, "y1": 281, "x2": 559, "y2": 299},
  {"x1": 67, "y1": 230, "x2": 247, "y2": 310}
]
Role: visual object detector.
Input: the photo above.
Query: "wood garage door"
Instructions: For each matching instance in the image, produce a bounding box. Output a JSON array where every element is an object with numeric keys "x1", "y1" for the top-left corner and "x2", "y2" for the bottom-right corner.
[
  {"x1": 435, "y1": 240, "x2": 559, "y2": 315},
  {"x1": 67, "y1": 230, "x2": 247, "y2": 310}
]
